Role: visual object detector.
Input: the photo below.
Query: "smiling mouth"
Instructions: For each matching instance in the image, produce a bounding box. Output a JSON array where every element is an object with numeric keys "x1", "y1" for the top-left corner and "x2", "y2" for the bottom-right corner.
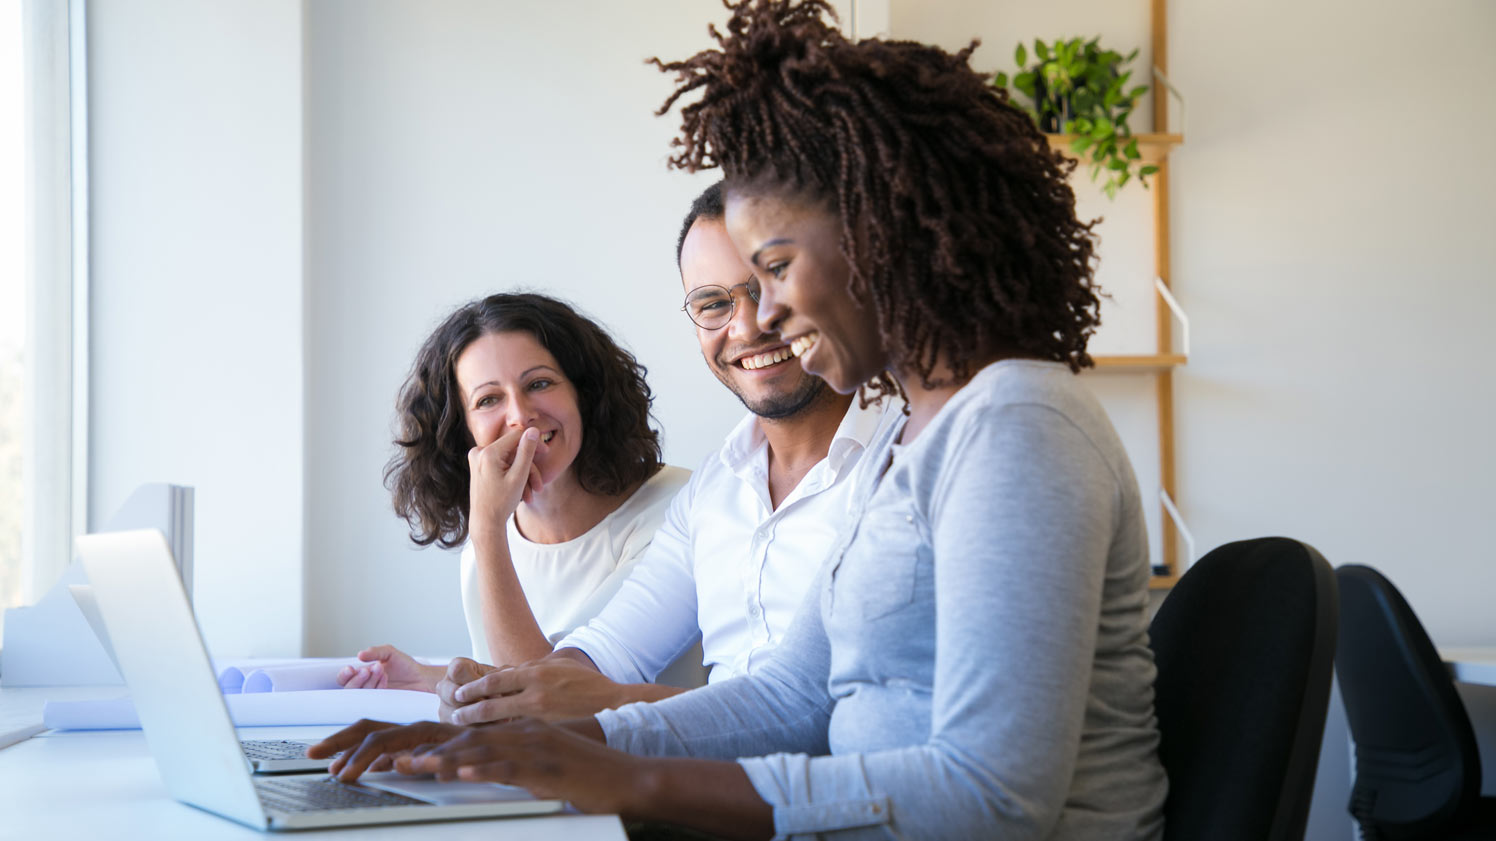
[
  {"x1": 789, "y1": 332, "x2": 819, "y2": 359},
  {"x1": 735, "y1": 331, "x2": 821, "y2": 371},
  {"x1": 737, "y1": 346, "x2": 794, "y2": 370},
  {"x1": 540, "y1": 430, "x2": 556, "y2": 444}
]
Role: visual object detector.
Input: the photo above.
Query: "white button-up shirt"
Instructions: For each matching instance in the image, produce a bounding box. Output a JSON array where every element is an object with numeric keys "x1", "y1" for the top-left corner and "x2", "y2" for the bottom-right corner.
[{"x1": 558, "y1": 398, "x2": 892, "y2": 684}]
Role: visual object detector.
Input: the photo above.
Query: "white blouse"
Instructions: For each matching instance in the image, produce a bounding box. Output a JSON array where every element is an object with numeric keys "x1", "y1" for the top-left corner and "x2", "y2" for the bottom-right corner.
[{"x1": 459, "y1": 465, "x2": 691, "y2": 665}]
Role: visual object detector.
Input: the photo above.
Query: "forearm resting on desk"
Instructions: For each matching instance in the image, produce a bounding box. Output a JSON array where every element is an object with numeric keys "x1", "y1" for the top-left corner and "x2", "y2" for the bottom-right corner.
[{"x1": 407, "y1": 717, "x2": 774, "y2": 840}]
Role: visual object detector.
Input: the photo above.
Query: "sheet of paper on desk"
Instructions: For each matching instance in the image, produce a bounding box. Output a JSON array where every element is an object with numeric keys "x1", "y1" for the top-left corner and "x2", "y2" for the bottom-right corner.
[{"x1": 42, "y1": 688, "x2": 440, "y2": 730}]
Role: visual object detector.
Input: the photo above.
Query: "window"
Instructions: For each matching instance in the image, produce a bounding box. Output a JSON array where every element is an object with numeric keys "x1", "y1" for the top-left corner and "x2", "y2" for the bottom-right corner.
[
  {"x1": 0, "y1": 0, "x2": 85, "y2": 649},
  {"x1": 1, "y1": 2, "x2": 27, "y2": 638}
]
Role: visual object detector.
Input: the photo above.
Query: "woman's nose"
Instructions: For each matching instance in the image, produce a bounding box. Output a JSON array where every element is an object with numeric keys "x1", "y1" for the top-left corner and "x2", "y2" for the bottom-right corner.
[
  {"x1": 505, "y1": 394, "x2": 534, "y2": 429},
  {"x1": 754, "y1": 281, "x2": 784, "y2": 337}
]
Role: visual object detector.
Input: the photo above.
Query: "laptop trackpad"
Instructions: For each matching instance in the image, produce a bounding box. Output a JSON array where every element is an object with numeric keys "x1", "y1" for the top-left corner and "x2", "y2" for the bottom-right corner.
[{"x1": 359, "y1": 772, "x2": 538, "y2": 805}]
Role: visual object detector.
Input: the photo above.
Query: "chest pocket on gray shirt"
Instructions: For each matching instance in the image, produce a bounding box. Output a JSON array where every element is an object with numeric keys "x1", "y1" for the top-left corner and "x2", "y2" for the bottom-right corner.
[{"x1": 839, "y1": 503, "x2": 928, "y2": 621}]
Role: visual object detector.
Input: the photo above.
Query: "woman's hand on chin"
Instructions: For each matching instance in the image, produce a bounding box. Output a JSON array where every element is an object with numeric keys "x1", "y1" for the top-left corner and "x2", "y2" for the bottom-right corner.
[{"x1": 467, "y1": 426, "x2": 545, "y2": 542}]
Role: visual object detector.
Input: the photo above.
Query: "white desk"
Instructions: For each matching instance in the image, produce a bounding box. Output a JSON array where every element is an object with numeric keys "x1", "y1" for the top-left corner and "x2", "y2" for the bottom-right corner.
[
  {"x1": 0, "y1": 685, "x2": 626, "y2": 840},
  {"x1": 1443, "y1": 648, "x2": 1496, "y2": 687}
]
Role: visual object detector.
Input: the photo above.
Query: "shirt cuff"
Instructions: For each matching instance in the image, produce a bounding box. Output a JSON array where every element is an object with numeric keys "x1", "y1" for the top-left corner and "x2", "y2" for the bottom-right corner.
[{"x1": 739, "y1": 753, "x2": 893, "y2": 838}]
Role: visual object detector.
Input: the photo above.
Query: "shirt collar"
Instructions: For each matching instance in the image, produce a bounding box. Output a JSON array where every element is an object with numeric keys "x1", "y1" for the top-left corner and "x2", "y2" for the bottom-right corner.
[
  {"x1": 718, "y1": 395, "x2": 900, "y2": 480},
  {"x1": 823, "y1": 396, "x2": 897, "y2": 480}
]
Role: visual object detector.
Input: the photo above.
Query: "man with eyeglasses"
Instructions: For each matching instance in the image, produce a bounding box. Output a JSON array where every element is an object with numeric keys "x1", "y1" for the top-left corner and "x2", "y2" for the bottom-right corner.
[{"x1": 433, "y1": 182, "x2": 894, "y2": 724}]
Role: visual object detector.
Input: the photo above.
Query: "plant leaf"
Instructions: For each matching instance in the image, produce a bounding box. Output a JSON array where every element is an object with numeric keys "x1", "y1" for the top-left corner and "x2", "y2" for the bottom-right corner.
[
  {"x1": 1124, "y1": 138, "x2": 1140, "y2": 159},
  {"x1": 993, "y1": 71, "x2": 1009, "y2": 89},
  {"x1": 1015, "y1": 43, "x2": 1028, "y2": 67},
  {"x1": 1140, "y1": 164, "x2": 1159, "y2": 177},
  {"x1": 1036, "y1": 40, "x2": 1050, "y2": 61},
  {"x1": 1070, "y1": 136, "x2": 1094, "y2": 154}
]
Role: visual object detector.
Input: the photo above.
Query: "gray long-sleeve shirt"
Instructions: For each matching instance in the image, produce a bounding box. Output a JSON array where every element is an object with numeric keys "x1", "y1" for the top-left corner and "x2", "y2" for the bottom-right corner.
[{"x1": 598, "y1": 360, "x2": 1168, "y2": 840}]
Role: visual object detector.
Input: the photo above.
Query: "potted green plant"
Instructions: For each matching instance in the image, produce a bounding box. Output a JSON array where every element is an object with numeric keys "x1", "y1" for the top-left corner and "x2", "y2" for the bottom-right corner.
[{"x1": 993, "y1": 37, "x2": 1158, "y2": 199}]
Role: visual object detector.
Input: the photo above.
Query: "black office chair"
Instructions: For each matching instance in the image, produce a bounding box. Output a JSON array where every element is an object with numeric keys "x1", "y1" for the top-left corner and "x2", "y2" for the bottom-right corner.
[
  {"x1": 1149, "y1": 537, "x2": 1339, "y2": 841},
  {"x1": 1335, "y1": 564, "x2": 1496, "y2": 840}
]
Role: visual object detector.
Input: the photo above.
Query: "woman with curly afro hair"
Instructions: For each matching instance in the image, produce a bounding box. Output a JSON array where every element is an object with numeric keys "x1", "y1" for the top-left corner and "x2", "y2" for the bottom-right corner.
[
  {"x1": 312, "y1": 4, "x2": 1166, "y2": 838},
  {"x1": 335, "y1": 292, "x2": 689, "y2": 693}
]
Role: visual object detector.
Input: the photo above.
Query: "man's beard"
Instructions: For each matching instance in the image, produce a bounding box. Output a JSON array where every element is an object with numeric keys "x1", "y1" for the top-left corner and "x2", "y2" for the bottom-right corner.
[{"x1": 721, "y1": 368, "x2": 829, "y2": 420}]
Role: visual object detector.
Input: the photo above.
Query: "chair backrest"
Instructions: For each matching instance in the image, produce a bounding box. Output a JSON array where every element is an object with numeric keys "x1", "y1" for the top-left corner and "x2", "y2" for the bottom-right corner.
[
  {"x1": 1335, "y1": 564, "x2": 1481, "y2": 840},
  {"x1": 1149, "y1": 537, "x2": 1339, "y2": 841}
]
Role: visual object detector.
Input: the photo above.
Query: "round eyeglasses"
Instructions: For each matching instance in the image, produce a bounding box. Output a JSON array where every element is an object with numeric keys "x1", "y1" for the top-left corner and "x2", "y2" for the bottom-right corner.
[{"x1": 681, "y1": 278, "x2": 762, "y2": 330}]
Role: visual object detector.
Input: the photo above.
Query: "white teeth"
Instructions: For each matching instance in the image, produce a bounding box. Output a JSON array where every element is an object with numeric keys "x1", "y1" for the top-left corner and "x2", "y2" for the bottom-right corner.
[
  {"x1": 542, "y1": 431, "x2": 555, "y2": 443},
  {"x1": 790, "y1": 332, "x2": 819, "y2": 358},
  {"x1": 739, "y1": 336, "x2": 819, "y2": 370},
  {"x1": 740, "y1": 348, "x2": 792, "y2": 370}
]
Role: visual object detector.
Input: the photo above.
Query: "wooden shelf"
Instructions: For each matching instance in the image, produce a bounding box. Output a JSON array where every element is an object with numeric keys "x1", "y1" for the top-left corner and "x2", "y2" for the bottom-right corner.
[
  {"x1": 1045, "y1": 132, "x2": 1183, "y2": 163},
  {"x1": 1090, "y1": 353, "x2": 1187, "y2": 372}
]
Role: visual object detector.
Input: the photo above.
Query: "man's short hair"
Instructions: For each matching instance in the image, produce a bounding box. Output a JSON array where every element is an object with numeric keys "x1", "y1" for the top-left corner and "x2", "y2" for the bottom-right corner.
[{"x1": 676, "y1": 181, "x2": 725, "y2": 268}]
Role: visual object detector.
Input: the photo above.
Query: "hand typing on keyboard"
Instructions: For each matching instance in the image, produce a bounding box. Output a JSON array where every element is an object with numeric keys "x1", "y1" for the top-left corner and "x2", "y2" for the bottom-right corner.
[{"x1": 308, "y1": 720, "x2": 465, "y2": 782}]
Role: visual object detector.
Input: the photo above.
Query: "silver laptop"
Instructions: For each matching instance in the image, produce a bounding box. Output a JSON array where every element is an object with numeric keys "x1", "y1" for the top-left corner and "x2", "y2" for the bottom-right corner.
[
  {"x1": 76, "y1": 528, "x2": 566, "y2": 830},
  {"x1": 68, "y1": 581, "x2": 328, "y2": 773}
]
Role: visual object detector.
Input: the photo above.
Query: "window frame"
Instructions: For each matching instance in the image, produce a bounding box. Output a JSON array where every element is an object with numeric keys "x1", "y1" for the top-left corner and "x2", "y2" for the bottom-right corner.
[{"x1": 17, "y1": 0, "x2": 87, "y2": 607}]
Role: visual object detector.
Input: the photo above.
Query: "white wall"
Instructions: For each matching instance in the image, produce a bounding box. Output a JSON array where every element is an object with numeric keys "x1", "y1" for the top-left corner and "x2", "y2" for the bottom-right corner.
[
  {"x1": 300, "y1": 0, "x2": 746, "y2": 657},
  {"x1": 1169, "y1": 0, "x2": 1496, "y2": 642},
  {"x1": 86, "y1": 0, "x2": 305, "y2": 657}
]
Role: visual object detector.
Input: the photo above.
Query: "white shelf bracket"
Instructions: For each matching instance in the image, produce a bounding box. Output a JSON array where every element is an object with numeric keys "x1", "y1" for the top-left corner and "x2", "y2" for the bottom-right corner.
[
  {"x1": 1159, "y1": 488, "x2": 1196, "y2": 570},
  {"x1": 1154, "y1": 276, "x2": 1189, "y2": 357},
  {"x1": 1151, "y1": 65, "x2": 1186, "y2": 136}
]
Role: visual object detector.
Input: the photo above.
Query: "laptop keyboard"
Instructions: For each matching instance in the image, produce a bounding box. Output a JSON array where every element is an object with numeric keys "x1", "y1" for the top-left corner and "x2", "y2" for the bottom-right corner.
[
  {"x1": 255, "y1": 775, "x2": 427, "y2": 813},
  {"x1": 241, "y1": 739, "x2": 317, "y2": 761}
]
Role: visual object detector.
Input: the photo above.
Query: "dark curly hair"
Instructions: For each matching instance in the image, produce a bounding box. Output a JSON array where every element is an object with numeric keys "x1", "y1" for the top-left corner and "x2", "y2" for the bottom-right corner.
[
  {"x1": 652, "y1": 0, "x2": 1102, "y2": 394},
  {"x1": 386, "y1": 293, "x2": 663, "y2": 549}
]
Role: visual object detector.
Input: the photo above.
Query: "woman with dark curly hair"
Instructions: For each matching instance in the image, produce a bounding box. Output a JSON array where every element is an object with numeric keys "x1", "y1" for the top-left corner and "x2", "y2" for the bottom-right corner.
[
  {"x1": 313, "y1": 3, "x2": 1166, "y2": 838},
  {"x1": 338, "y1": 292, "x2": 689, "y2": 692}
]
